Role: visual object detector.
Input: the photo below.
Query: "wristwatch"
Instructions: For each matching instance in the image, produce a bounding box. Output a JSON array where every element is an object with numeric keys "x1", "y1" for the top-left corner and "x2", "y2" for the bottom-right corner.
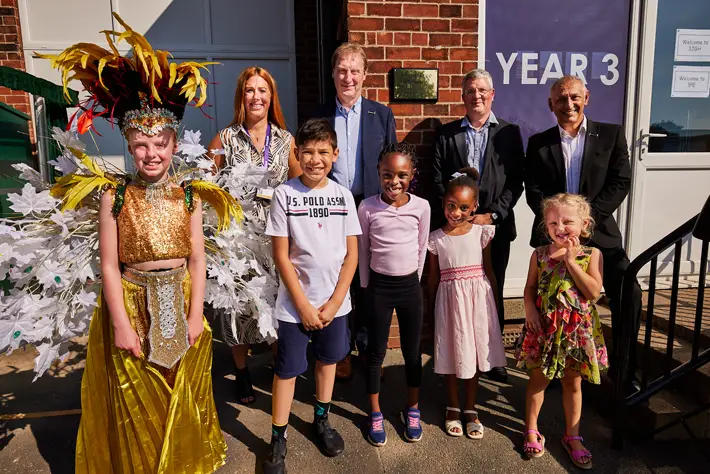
[{"x1": 491, "y1": 212, "x2": 500, "y2": 223}]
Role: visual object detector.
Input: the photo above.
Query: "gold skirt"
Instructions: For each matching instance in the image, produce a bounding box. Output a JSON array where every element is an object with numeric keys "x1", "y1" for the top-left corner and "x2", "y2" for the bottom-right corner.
[{"x1": 75, "y1": 269, "x2": 227, "y2": 474}]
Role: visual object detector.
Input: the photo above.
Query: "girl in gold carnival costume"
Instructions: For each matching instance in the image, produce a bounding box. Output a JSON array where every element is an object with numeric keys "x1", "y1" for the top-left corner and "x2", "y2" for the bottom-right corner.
[{"x1": 34, "y1": 14, "x2": 239, "y2": 473}]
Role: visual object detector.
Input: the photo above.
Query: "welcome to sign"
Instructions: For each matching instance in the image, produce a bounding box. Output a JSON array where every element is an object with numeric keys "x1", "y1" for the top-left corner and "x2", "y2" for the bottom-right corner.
[{"x1": 485, "y1": 0, "x2": 632, "y2": 143}]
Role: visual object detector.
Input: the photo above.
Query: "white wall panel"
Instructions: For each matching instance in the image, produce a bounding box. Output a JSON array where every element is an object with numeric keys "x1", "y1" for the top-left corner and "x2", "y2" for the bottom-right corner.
[
  {"x1": 112, "y1": 0, "x2": 207, "y2": 46},
  {"x1": 210, "y1": 0, "x2": 293, "y2": 50},
  {"x1": 505, "y1": 201, "x2": 536, "y2": 297},
  {"x1": 19, "y1": 0, "x2": 112, "y2": 48},
  {"x1": 632, "y1": 168, "x2": 710, "y2": 280}
]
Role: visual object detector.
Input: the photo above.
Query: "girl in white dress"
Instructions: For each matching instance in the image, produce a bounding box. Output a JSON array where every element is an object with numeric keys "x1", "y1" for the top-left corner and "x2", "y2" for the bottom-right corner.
[{"x1": 427, "y1": 169, "x2": 507, "y2": 439}]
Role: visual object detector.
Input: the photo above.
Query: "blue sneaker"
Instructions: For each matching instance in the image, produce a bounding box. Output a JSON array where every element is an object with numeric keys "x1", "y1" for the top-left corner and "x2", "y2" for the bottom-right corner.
[
  {"x1": 400, "y1": 407, "x2": 423, "y2": 442},
  {"x1": 367, "y1": 412, "x2": 387, "y2": 447}
]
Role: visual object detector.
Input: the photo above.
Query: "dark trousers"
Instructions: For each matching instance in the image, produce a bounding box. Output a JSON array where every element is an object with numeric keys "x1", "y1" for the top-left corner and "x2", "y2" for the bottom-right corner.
[
  {"x1": 594, "y1": 244, "x2": 643, "y2": 378},
  {"x1": 347, "y1": 194, "x2": 368, "y2": 354},
  {"x1": 365, "y1": 270, "x2": 423, "y2": 395},
  {"x1": 490, "y1": 234, "x2": 511, "y2": 328},
  {"x1": 349, "y1": 269, "x2": 368, "y2": 352}
]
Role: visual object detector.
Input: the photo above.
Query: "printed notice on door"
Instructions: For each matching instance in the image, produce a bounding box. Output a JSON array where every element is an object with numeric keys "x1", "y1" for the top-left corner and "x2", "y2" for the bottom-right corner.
[
  {"x1": 671, "y1": 66, "x2": 710, "y2": 98},
  {"x1": 675, "y1": 29, "x2": 710, "y2": 62}
]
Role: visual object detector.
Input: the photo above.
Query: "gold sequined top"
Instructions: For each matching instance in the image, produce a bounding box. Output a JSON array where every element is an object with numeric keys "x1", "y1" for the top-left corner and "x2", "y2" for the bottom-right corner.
[{"x1": 117, "y1": 184, "x2": 194, "y2": 264}]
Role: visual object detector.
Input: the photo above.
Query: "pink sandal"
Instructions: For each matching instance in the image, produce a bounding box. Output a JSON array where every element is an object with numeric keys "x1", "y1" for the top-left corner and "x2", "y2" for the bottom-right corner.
[
  {"x1": 522, "y1": 429, "x2": 545, "y2": 458},
  {"x1": 561, "y1": 434, "x2": 593, "y2": 470}
]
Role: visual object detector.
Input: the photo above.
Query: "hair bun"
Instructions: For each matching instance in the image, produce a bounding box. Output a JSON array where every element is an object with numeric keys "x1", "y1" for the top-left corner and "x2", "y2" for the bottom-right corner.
[{"x1": 457, "y1": 167, "x2": 480, "y2": 182}]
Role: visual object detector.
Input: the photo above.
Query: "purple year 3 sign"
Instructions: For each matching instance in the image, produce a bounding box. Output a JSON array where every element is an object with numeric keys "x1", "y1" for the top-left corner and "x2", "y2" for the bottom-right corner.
[{"x1": 485, "y1": 0, "x2": 632, "y2": 143}]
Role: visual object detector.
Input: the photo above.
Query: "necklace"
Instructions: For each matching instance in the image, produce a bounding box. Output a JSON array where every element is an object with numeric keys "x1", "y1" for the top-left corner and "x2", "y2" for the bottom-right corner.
[{"x1": 134, "y1": 175, "x2": 173, "y2": 203}]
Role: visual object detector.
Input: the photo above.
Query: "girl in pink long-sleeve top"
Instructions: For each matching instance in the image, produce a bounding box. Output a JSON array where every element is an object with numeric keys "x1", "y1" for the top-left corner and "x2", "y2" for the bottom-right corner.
[{"x1": 358, "y1": 142, "x2": 430, "y2": 447}]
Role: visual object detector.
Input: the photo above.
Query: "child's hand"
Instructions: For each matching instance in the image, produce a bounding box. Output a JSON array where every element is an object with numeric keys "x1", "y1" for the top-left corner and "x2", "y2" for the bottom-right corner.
[
  {"x1": 298, "y1": 303, "x2": 324, "y2": 331},
  {"x1": 525, "y1": 307, "x2": 544, "y2": 333},
  {"x1": 188, "y1": 316, "x2": 204, "y2": 346},
  {"x1": 318, "y1": 300, "x2": 340, "y2": 327},
  {"x1": 563, "y1": 235, "x2": 581, "y2": 266},
  {"x1": 114, "y1": 323, "x2": 142, "y2": 358}
]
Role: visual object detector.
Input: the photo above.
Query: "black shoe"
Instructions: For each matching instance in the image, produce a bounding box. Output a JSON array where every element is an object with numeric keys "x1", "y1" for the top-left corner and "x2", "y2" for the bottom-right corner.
[
  {"x1": 263, "y1": 435, "x2": 287, "y2": 474},
  {"x1": 235, "y1": 366, "x2": 256, "y2": 405},
  {"x1": 484, "y1": 366, "x2": 508, "y2": 383},
  {"x1": 312, "y1": 414, "x2": 345, "y2": 457}
]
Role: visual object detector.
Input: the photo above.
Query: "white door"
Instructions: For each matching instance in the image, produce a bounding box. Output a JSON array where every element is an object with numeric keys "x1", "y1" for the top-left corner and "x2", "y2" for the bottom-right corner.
[
  {"x1": 18, "y1": 0, "x2": 297, "y2": 171},
  {"x1": 626, "y1": 0, "x2": 710, "y2": 282}
]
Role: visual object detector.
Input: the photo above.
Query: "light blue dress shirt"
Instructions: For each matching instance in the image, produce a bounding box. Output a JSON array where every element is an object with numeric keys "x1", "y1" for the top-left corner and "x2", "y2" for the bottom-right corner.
[
  {"x1": 462, "y1": 112, "x2": 498, "y2": 179},
  {"x1": 559, "y1": 115, "x2": 587, "y2": 194},
  {"x1": 332, "y1": 96, "x2": 364, "y2": 196}
]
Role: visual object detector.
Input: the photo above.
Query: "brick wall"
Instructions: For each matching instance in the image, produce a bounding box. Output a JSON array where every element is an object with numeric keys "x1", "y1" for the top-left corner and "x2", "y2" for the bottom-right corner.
[
  {"x1": 0, "y1": 0, "x2": 31, "y2": 117},
  {"x1": 347, "y1": 1, "x2": 478, "y2": 149},
  {"x1": 346, "y1": 1, "x2": 479, "y2": 348}
]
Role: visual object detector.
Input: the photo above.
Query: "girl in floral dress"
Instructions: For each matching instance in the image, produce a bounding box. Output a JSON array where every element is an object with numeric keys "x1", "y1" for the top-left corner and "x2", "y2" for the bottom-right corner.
[
  {"x1": 517, "y1": 193, "x2": 608, "y2": 470},
  {"x1": 427, "y1": 169, "x2": 506, "y2": 440}
]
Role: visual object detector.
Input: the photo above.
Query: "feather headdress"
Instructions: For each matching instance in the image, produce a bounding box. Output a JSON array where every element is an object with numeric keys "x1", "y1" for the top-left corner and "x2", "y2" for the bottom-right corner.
[{"x1": 35, "y1": 13, "x2": 217, "y2": 136}]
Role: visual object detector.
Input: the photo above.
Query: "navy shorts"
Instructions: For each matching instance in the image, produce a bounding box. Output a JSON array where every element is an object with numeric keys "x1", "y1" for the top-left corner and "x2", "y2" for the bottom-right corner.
[{"x1": 274, "y1": 315, "x2": 350, "y2": 379}]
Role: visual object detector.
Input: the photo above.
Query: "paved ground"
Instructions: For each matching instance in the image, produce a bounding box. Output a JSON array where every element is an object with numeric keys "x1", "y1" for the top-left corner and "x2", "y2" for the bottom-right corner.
[{"x1": 2, "y1": 337, "x2": 709, "y2": 474}]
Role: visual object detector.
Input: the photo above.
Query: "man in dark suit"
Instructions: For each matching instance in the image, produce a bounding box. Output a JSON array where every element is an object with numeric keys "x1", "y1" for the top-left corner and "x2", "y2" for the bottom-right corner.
[
  {"x1": 525, "y1": 75, "x2": 642, "y2": 382},
  {"x1": 432, "y1": 69, "x2": 525, "y2": 382},
  {"x1": 315, "y1": 42, "x2": 397, "y2": 379}
]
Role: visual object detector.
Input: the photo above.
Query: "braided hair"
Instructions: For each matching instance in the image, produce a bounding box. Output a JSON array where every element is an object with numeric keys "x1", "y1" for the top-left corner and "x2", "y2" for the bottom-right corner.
[
  {"x1": 445, "y1": 167, "x2": 480, "y2": 201},
  {"x1": 378, "y1": 141, "x2": 417, "y2": 169}
]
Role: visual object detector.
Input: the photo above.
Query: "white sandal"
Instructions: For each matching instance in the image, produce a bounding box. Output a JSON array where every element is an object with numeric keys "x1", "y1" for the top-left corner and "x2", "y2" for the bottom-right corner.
[
  {"x1": 464, "y1": 410, "x2": 484, "y2": 439},
  {"x1": 445, "y1": 407, "x2": 463, "y2": 437}
]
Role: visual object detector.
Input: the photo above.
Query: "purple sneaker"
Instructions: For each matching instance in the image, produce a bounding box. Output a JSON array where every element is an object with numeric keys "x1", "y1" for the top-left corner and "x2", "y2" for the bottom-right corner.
[
  {"x1": 367, "y1": 412, "x2": 387, "y2": 447},
  {"x1": 400, "y1": 407, "x2": 423, "y2": 442}
]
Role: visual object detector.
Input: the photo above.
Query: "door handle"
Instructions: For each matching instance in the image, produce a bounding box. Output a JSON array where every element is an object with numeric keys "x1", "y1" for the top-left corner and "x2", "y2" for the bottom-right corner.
[{"x1": 638, "y1": 130, "x2": 668, "y2": 160}]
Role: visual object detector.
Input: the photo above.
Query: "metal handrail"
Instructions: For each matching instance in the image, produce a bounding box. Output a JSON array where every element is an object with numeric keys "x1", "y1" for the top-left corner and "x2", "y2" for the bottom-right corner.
[{"x1": 613, "y1": 212, "x2": 710, "y2": 449}]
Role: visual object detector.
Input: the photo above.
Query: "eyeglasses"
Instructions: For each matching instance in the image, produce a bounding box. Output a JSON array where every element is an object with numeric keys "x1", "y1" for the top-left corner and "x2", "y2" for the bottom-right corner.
[{"x1": 464, "y1": 88, "x2": 492, "y2": 97}]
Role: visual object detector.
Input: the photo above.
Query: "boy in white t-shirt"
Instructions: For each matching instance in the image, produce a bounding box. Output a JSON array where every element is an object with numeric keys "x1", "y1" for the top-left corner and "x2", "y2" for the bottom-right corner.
[{"x1": 263, "y1": 118, "x2": 361, "y2": 473}]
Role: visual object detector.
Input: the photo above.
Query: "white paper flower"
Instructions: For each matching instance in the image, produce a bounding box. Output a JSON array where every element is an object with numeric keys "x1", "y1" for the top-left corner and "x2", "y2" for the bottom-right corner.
[
  {"x1": 0, "y1": 224, "x2": 24, "y2": 240},
  {"x1": 76, "y1": 289, "x2": 98, "y2": 310},
  {"x1": 33, "y1": 342, "x2": 66, "y2": 380},
  {"x1": 0, "y1": 314, "x2": 31, "y2": 351},
  {"x1": 51, "y1": 126, "x2": 86, "y2": 151},
  {"x1": 0, "y1": 241, "x2": 14, "y2": 263},
  {"x1": 195, "y1": 157, "x2": 216, "y2": 172},
  {"x1": 50, "y1": 210, "x2": 72, "y2": 237},
  {"x1": 178, "y1": 130, "x2": 207, "y2": 160},
  {"x1": 48, "y1": 152, "x2": 80, "y2": 175},
  {"x1": 11, "y1": 163, "x2": 47, "y2": 190},
  {"x1": 36, "y1": 260, "x2": 72, "y2": 289},
  {"x1": 8, "y1": 183, "x2": 58, "y2": 215}
]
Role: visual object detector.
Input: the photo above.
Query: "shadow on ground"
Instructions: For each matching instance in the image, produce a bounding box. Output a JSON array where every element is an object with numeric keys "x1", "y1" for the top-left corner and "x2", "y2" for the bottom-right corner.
[
  {"x1": 0, "y1": 343, "x2": 84, "y2": 474},
  {"x1": 2, "y1": 337, "x2": 709, "y2": 473}
]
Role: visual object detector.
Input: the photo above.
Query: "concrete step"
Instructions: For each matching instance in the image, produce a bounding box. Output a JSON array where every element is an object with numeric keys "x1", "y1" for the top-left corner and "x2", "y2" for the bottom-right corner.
[
  {"x1": 597, "y1": 309, "x2": 710, "y2": 407},
  {"x1": 642, "y1": 388, "x2": 710, "y2": 440},
  {"x1": 640, "y1": 286, "x2": 710, "y2": 348}
]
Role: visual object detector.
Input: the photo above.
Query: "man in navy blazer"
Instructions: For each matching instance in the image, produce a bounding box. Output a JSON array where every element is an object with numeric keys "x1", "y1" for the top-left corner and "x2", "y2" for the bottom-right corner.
[
  {"x1": 315, "y1": 42, "x2": 397, "y2": 379},
  {"x1": 316, "y1": 43, "x2": 397, "y2": 200}
]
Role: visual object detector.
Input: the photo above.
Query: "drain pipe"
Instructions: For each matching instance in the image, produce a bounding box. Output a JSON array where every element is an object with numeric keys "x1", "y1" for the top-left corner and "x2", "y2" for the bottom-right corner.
[{"x1": 316, "y1": 0, "x2": 326, "y2": 104}]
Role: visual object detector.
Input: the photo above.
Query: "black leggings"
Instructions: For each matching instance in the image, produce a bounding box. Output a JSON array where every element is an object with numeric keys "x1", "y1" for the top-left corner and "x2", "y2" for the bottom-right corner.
[{"x1": 366, "y1": 270, "x2": 423, "y2": 395}]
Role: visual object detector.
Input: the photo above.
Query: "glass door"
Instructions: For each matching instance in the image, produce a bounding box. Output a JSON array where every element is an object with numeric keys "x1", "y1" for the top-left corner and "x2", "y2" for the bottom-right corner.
[{"x1": 626, "y1": 0, "x2": 710, "y2": 278}]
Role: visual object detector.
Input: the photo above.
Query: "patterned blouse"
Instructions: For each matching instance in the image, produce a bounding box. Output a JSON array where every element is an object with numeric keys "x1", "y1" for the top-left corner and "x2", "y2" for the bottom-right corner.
[{"x1": 219, "y1": 123, "x2": 292, "y2": 231}]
